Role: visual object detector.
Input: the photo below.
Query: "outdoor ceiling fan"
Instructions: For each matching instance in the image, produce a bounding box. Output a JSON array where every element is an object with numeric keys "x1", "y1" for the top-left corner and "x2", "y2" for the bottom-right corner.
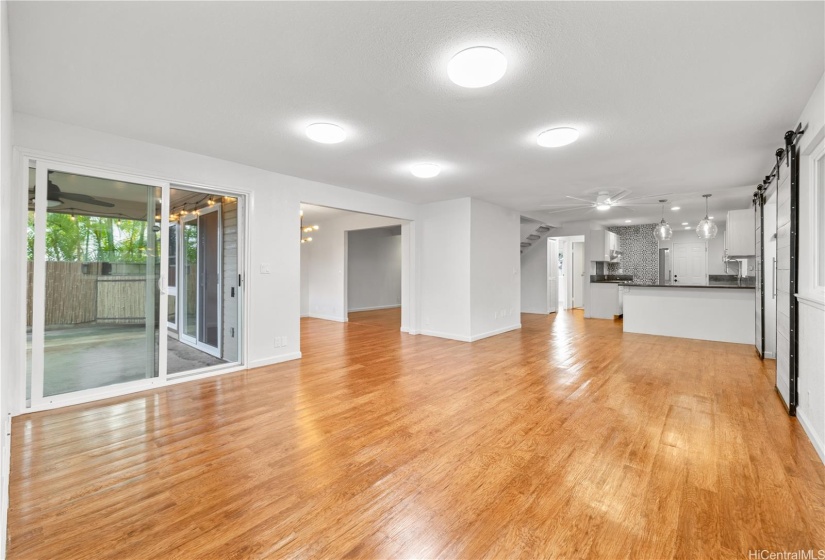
[
  {"x1": 540, "y1": 190, "x2": 674, "y2": 215},
  {"x1": 29, "y1": 172, "x2": 115, "y2": 208}
]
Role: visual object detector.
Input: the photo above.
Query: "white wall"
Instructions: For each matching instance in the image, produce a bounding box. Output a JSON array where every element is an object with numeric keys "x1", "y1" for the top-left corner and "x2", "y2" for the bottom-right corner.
[
  {"x1": 418, "y1": 198, "x2": 471, "y2": 340},
  {"x1": 0, "y1": 2, "x2": 15, "y2": 555},
  {"x1": 347, "y1": 226, "x2": 402, "y2": 312},
  {"x1": 521, "y1": 238, "x2": 549, "y2": 314},
  {"x1": 11, "y1": 113, "x2": 418, "y2": 377},
  {"x1": 470, "y1": 198, "x2": 520, "y2": 339},
  {"x1": 304, "y1": 212, "x2": 405, "y2": 322},
  {"x1": 795, "y1": 73, "x2": 825, "y2": 464}
]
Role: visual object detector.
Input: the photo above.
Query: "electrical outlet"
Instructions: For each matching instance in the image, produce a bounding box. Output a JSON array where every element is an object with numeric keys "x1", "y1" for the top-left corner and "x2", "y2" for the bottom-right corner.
[
  {"x1": 274, "y1": 336, "x2": 281, "y2": 348},
  {"x1": 282, "y1": 336, "x2": 288, "y2": 347},
  {"x1": 260, "y1": 264, "x2": 271, "y2": 274}
]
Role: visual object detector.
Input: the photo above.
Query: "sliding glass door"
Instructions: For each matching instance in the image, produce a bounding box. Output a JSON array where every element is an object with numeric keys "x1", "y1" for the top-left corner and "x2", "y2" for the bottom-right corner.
[
  {"x1": 178, "y1": 205, "x2": 221, "y2": 358},
  {"x1": 27, "y1": 159, "x2": 245, "y2": 409},
  {"x1": 28, "y1": 160, "x2": 168, "y2": 406}
]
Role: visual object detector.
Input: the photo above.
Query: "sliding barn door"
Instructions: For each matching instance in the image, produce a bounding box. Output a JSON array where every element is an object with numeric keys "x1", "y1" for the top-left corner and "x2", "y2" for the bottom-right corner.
[
  {"x1": 754, "y1": 198, "x2": 764, "y2": 357},
  {"x1": 775, "y1": 136, "x2": 800, "y2": 415}
]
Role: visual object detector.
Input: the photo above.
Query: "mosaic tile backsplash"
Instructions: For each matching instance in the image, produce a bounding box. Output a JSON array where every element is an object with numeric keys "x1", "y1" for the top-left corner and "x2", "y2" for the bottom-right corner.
[{"x1": 605, "y1": 224, "x2": 659, "y2": 284}]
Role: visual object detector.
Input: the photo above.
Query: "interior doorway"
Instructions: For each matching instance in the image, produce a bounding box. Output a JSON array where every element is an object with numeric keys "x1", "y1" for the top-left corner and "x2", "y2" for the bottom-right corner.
[
  {"x1": 299, "y1": 203, "x2": 410, "y2": 347},
  {"x1": 556, "y1": 239, "x2": 568, "y2": 310}
]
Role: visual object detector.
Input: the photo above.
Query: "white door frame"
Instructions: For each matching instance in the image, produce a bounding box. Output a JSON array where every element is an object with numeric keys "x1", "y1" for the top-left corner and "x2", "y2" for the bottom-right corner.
[
  {"x1": 29, "y1": 157, "x2": 170, "y2": 409},
  {"x1": 178, "y1": 203, "x2": 222, "y2": 358}
]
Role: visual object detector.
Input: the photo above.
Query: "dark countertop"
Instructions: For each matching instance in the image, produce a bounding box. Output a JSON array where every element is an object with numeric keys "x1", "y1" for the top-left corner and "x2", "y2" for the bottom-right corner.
[
  {"x1": 620, "y1": 283, "x2": 755, "y2": 290},
  {"x1": 590, "y1": 274, "x2": 633, "y2": 284}
]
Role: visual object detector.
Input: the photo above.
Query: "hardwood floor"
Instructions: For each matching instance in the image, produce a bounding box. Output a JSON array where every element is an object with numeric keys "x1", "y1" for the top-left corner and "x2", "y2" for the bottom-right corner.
[{"x1": 8, "y1": 309, "x2": 825, "y2": 559}]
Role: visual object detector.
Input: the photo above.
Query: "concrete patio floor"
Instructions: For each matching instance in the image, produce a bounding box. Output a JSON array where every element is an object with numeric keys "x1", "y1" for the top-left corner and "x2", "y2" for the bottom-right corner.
[{"x1": 27, "y1": 324, "x2": 228, "y2": 398}]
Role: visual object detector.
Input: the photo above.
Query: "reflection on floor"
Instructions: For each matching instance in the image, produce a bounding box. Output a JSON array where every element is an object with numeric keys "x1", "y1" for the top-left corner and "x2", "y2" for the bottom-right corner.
[
  {"x1": 11, "y1": 310, "x2": 824, "y2": 558},
  {"x1": 27, "y1": 324, "x2": 227, "y2": 397},
  {"x1": 347, "y1": 307, "x2": 401, "y2": 330}
]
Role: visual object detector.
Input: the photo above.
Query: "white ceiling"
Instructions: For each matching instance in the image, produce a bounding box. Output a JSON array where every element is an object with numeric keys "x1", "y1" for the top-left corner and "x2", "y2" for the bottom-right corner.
[{"x1": 8, "y1": 2, "x2": 824, "y2": 225}]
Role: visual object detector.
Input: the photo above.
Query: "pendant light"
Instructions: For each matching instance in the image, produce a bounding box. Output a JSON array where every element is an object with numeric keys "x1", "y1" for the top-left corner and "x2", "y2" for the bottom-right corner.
[
  {"x1": 653, "y1": 199, "x2": 673, "y2": 241},
  {"x1": 695, "y1": 194, "x2": 718, "y2": 239}
]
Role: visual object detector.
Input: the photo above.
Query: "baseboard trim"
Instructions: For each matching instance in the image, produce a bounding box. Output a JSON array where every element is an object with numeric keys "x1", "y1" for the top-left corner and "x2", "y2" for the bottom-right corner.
[
  {"x1": 797, "y1": 408, "x2": 825, "y2": 465},
  {"x1": 420, "y1": 324, "x2": 521, "y2": 343},
  {"x1": 349, "y1": 304, "x2": 401, "y2": 312},
  {"x1": 248, "y1": 352, "x2": 302, "y2": 369},
  {"x1": 469, "y1": 323, "x2": 521, "y2": 342},
  {"x1": 307, "y1": 313, "x2": 348, "y2": 323},
  {"x1": 420, "y1": 329, "x2": 472, "y2": 342}
]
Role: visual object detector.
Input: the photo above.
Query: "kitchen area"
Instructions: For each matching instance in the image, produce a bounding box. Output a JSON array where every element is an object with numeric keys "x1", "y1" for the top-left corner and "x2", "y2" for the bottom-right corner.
[{"x1": 588, "y1": 209, "x2": 757, "y2": 344}]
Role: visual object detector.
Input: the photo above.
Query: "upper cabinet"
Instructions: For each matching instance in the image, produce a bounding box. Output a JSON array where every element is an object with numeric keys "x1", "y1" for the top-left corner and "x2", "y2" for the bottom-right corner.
[
  {"x1": 725, "y1": 209, "x2": 755, "y2": 256},
  {"x1": 590, "y1": 231, "x2": 622, "y2": 261}
]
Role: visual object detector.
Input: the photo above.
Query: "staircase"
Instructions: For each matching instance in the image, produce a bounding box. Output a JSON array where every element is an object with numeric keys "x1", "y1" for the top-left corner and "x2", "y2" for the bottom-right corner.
[{"x1": 520, "y1": 223, "x2": 554, "y2": 254}]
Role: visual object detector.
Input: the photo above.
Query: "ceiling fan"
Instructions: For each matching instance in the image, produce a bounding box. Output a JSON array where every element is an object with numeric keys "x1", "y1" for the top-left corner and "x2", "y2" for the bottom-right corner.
[
  {"x1": 29, "y1": 172, "x2": 115, "y2": 208},
  {"x1": 540, "y1": 190, "x2": 674, "y2": 215}
]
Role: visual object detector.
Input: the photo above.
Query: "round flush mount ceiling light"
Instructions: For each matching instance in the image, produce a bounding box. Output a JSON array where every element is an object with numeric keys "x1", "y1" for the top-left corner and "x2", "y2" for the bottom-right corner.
[
  {"x1": 410, "y1": 163, "x2": 441, "y2": 179},
  {"x1": 305, "y1": 123, "x2": 346, "y2": 144},
  {"x1": 670, "y1": 206, "x2": 681, "y2": 211},
  {"x1": 537, "y1": 127, "x2": 580, "y2": 148},
  {"x1": 625, "y1": 219, "x2": 632, "y2": 223},
  {"x1": 448, "y1": 46, "x2": 507, "y2": 88}
]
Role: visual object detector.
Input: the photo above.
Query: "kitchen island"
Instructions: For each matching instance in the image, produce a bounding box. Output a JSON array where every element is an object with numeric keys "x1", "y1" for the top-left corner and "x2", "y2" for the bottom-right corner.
[{"x1": 621, "y1": 283, "x2": 755, "y2": 344}]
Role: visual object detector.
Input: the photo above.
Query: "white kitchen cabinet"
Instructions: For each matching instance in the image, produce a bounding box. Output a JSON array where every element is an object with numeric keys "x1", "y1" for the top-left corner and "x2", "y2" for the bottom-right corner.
[
  {"x1": 589, "y1": 231, "x2": 621, "y2": 262},
  {"x1": 590, "y1": 283, "x2": 622, "y2": 318},
  {"x1": 725, "y1": 209, "x2": 755, "y2": 256}
]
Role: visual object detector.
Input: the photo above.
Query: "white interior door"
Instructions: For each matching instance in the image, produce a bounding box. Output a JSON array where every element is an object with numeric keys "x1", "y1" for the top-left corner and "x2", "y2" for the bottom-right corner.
[
  {"x1": 673, "y1": 242, "x2": 707, "y2": 285},
  {"x1": 572, "y1": 241, "x2": 584, "y2": 308},
  {"x1": 547, "y1": 239, "x2": 558, "y2": 313}
]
